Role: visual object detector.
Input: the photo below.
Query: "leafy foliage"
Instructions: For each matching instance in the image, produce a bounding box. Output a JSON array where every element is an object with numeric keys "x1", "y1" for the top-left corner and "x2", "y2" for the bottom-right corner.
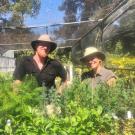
[{"x1": 0, "y1": 74, "x2": 135, "y2": 134}]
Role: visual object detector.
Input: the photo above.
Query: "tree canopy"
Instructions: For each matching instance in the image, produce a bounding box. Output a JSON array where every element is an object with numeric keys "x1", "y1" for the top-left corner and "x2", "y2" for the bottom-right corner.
[
  {"x1": 56, "y1": 0, "x2": 121, "y2": 40},
  {"x1": 0, "y1": 0, "x2": 41, "y2": 26}
]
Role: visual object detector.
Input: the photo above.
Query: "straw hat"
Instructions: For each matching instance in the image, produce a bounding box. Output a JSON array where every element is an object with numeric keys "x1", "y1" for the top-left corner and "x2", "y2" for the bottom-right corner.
[
  {"x1": 80, "y1": 47, "x2": 105, "y2": 63},
  {"x1": 31, "y1": 34, "x2": 57, "y2": 52}
]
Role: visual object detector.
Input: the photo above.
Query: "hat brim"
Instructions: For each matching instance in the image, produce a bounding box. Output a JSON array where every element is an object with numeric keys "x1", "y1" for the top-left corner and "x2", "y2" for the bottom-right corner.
[
  {"x1": 31, "y1": 40, "x2": 57, "y2": 52},
  {"x1": 80, "y1": 52, "x2": 105, "y2": 63}
]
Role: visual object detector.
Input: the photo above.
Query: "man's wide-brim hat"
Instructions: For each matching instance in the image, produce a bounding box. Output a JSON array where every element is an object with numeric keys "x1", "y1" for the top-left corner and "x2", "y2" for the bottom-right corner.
[
  {"x1": 80, "y1": 47, "x2": 105, "y2": 63},
  {"x1": 31, "y1": 34, "x2": 57, "y2": 52}
]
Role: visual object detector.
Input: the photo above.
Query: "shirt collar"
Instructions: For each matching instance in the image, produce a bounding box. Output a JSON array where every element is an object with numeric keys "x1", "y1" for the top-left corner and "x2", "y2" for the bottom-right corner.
[{"x1": 44, "y1": 56, "x2": 52, "y2": 64}]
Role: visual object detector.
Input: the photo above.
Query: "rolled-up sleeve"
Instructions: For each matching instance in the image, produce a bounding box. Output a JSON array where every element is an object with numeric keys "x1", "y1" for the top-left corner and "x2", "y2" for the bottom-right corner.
[
  {"x1": 55, "y1": 61, "x2": 67, "y2": 82},
  {"x1": 106, "y1": 70, "x2": 117, "y2": 81}
]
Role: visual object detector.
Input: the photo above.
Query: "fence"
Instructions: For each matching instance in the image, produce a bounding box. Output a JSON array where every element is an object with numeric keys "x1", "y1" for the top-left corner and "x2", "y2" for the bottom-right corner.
[{"x1": 0, "y1": 56, "x2": 15, "y2": 72}]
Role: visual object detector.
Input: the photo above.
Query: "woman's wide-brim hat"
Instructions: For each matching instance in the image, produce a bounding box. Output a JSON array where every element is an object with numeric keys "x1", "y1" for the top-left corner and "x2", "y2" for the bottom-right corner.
[
  {"x1": 31, "y1": 34, "x2": 57, "y2": 52},
  {"x1": 80, "y1": 47, "x2": 105, "y2": 63}
]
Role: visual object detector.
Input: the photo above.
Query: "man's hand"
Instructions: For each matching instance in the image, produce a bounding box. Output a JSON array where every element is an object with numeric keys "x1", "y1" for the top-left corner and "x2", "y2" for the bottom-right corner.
[
  {"x1": 12, "y1": 80, "x2": 22, "y2": 93},
  {"x1": 56, "y1": 80, "x2": 67, "y2": 95}
]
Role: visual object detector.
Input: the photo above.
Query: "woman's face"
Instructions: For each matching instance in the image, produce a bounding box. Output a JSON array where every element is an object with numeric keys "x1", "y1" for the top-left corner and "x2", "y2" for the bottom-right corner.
[
  {"x1": 87, "y1": 57, "x2": 102, "y2": 70},
  {"x1": 36, "y1": 43, "x2": 51, "y2": 58}
]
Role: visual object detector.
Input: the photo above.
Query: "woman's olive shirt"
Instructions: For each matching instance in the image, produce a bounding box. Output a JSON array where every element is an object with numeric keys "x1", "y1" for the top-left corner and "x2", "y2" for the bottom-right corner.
[
  {"x1": 81, "y1": 67, "x2": 116, "y2": 88},
  {"x1": 13, "y1": 56, "x2": 67, "y2": 88}
]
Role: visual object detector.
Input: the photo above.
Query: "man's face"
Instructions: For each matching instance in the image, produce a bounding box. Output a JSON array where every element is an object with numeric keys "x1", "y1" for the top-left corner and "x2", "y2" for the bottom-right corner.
[
  {"x1": 87, "y1": 57, "x2": 102, "y2": 70},
  {"x1": 36, "y1": 43, "x2": 51, "y2": 58}
]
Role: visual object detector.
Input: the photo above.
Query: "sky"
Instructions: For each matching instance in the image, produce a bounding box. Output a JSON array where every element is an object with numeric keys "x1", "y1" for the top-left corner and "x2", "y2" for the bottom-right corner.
[{"x1": 24, "y1": 0, "x2": 64, "y2": 26}]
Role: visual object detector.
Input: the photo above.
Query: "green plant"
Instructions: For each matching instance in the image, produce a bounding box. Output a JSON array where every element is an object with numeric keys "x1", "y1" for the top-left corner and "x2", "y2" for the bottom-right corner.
[{"x1": 0, "y1": 76, "x2": 135, "y2": 134}]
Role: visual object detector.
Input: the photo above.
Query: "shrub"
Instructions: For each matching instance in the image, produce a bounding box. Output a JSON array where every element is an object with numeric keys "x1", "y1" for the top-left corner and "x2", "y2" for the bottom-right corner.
[{"x1": 0, "y1": 76, "x2": 134, "y2": 134}]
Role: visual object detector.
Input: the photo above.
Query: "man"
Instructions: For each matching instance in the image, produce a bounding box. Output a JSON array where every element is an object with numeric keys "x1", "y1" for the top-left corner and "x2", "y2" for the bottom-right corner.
[
  {"x1": 80, "y1": 47, "x2": 116, "y2": 88},
  {"x1": 13, "y1": 34, "x2": 67, "y2": 91}
]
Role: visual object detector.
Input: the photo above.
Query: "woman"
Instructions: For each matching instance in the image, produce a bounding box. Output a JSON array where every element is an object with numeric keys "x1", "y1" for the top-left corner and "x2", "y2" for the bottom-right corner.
[{"x1": 80, "y1": 47, "x2": 116, "y2": 88}]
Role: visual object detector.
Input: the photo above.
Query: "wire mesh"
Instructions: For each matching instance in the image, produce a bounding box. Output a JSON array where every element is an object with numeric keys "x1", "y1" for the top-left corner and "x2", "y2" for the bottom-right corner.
[
  {"x1": 0, "y1": 20, "x2": 98, "y2": 55},
  {"x1": 72, "y1": 0, "x2": 135, "y2": 64}
]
